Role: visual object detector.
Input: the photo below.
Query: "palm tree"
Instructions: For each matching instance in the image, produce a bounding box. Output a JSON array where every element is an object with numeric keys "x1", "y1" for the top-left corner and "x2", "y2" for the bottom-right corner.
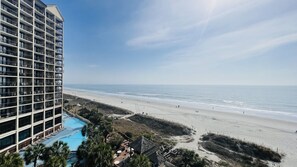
[
  {"x1": 45, "y1": 155, "x2": 67, "y2": 167},
  {"x1": 77, "y1": 139, "x2": 113, "y2": 167},
  {"x1": 24, "y1": 143, "x2": 45, "y2": 167},
  {"x1": 128, "y1": 154, "x2": 151, "y2": 167},
  {"x1": 87, "y1": 142, "x2": 113, "y2": 167},
  {"x1": 179, "y1": 149, "x2": 205, "y2": 167},
  {"x1": 44, "y1": 141, "x2": 70, "y2": 167},
  {"x1": 0, "y1": 152, "x2": 24, "y2": 167}
]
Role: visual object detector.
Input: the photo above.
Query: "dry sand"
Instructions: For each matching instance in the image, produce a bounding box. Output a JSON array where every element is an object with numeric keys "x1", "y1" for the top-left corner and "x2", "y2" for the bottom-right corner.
[{"x1": 64, "y1": 89, "x2": 297, "y2": 166}]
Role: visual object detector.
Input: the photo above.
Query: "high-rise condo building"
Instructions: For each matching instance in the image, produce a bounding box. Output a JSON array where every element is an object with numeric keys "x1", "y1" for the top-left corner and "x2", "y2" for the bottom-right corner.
[{"x1": 0, "y1": 0, "x2": 64, "y2": 153}]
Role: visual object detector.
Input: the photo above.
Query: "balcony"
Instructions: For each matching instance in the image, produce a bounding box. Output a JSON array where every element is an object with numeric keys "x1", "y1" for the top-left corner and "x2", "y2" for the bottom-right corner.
[
  {"x1": 20, "y1": 63, "x2": 32, "y2": 69},
  {"x1": 0, "y1": 36, "x2": 17, "y2": 46},
  {"x1": 35, "y1": 48, "x2": 44, "y2": 55},
  {"x1": 20, "y1": 34, "x2": 33, "y2": 43},
  {"x1": 55, "y1": 61, "x2": 63, "y2": 66},
  {"x1": 20, "y1": 43, "x2": 33, "y2": 51},
  {"x1": 0, "y1": 91, "x2": 17, "y2": 97},
  {"x1": 20, "y1": 51, "x2": 33, "y2": 59},
  {"x1": 1, "y1": 25, "x2": 18, "y2": 37},
  {"x1": 1, "y1": 4, "x2": 18, "y2": 17},
  {"x1": 1, "y1": 16, "x2": 18, "y2": 27},
  {"x1": 0, "y1": 108, "x2": 17, "y2": 118},
  {"x1": 46, "y1": 74, "x2": 54, "y2": 79},
  {"x1": 0, "y1": 59, "x2": 17, "y2": 66},
  {"x1": 20, "y1": 81, "x2": 32, "y2": 86},
  {"x1": 22, "y1": 0, "x2": 33, "y2": 7},
  {"x1": 55, "y1": 99, "x2": 62, "y2": 105},
  {"x1": 56, "y1": 49, "x2": 63, "y2": 54},
  {"x1": 45, "y1": 87, "x2": 54, "y2": 93},
  {"x1": 34, "y1": 97, "x2": 44, "y2": 102},
  {"x1": 55, "y1": 74, "x2": 62, "y2": 79},
  {"x1": 0, "y1": 80, "x2": 17, "y2": 86},
  {"x1": 35, "y1": 6, "x2": 45, "y2": 15},
  {"x1": 19, "y1": 105, "x2": 32, "y2": 115},
  {"x1": 35, "y1": 39, "x2": 44, "y2": 46},
  {"x1": 35, "y1": 14, "x2": 45, "y2": 23},
  {"x1": 20, "y1": 4, "x2": 33, "y2": 16},
  {"x1": 55, "y1": 54, "x2": 63, "y2": 60},
  {"x1": 34, "y1": 79, "x2": 44, "y2": 86},
  {"x1": 6, "y1": 0, "x2": 18, "y2": 7},
  {"x1": 0, "y1": 70, "x2": 17, "y2": 76},
  {"x1": 21, "y1": 14, "x2": 33, "y2": 25},
  {"x1": 56, "y1": 36, "x2": 63, "y2": 41},
  {"x1": 0, "y1": 100, "x2": 17, "y2": 108},
  {"x1": 45, "y1": 101, "x2": 54, "y2": 108},
  {"x1": 34, "y1": 55, "x2": 44, "y2": 62},
  {"x1": 34, "y1": 64, "x2": 44, "y2": 70},
  {"x1": 46, "y1": 81, "x2": 54, "y2": 86},
  {"x1": 20, "y1": 24, "x2": 33, "y2": 34},
  {"x1": 46, "y1": 20, "x2": 54, "y2": 29},
  {"x1": 35, "y1": 22, "x2": 44, "y2": 31},
  {"x1": 46, "y1": 94, "x2": 54, "y2": 101},
  {"x1": 34, "y1": 87, "x2": 44, "y2": 94},
  {"x1": 34, "y1": 71, "x2": 44, "y2": 78},
  {"x1": 19, "y1": 90, "x2": 32, "y2": 96},
  {"x1": 34, "y1": 103, "x2": 44, "y2": 110},
  {"x1": 56, "y1": 22, "x2": 63, "y2": 27},
  {"x1": 55, "y1": 93, "x2": 62, "y2": 99},
  {"x1": 35, "y1": 31, "x2": 44, "y2": 39},
  {"x1": 55, "y1": 81, "x2": 62, "y2": 86},
  {"x1": 20, "y1": 99, "x2": 32, "y2": 105},
  {"x1": 19, "y1": 72, "x2": 32, "y2": 77}
]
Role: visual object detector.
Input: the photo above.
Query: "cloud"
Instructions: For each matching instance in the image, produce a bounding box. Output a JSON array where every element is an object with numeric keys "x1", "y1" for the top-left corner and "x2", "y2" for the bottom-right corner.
[{"x1": 126, "y1": 0, "x2": 270, "y2": 48}]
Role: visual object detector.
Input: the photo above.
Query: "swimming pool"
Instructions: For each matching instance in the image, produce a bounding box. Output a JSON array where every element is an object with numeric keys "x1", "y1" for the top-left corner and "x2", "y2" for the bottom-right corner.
[{"x1": 42, "y1": 114, "x2": 87, "y2": 151}]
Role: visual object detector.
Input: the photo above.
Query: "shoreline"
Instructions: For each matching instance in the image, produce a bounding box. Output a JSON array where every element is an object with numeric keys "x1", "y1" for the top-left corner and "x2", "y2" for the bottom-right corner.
[
  {"x1": 64, "y1": 87, "x2": 297, "y2": 123},
  {"x1": 64, "y1": 89, "x2": 297, "y2": 166}
]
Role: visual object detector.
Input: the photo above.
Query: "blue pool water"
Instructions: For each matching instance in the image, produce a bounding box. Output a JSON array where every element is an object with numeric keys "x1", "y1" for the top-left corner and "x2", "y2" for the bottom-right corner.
[{"x1": 60, "y1": 131, "x2": 86, "y2": 151}]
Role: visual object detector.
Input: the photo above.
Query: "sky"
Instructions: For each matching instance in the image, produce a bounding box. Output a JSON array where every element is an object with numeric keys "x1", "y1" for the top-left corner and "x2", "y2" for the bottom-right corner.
[{"x1": 44, "y1": 0, "x2": 297, "y2": 85}]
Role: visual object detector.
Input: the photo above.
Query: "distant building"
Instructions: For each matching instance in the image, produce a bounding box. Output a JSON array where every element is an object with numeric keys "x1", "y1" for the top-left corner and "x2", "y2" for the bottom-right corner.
[{"x1": 0, "y1": 0, "x2": 64, "y2": 152}]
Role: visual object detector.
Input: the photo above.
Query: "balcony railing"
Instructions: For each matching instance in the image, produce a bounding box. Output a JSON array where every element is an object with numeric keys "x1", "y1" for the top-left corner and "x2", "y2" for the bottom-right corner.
[
  {"x1": 0, "y1": 109, "x2": 17, "y2": 118},
  {"x1": 1, "y1": 16, "x2": 18, "y2": 26},
  {"x1": 34, "y1": 90, "x2": 44, "y2": 94},
  {"x1": 34, "y1": 98, "x2": 44, "y2": 102},
  {"x1": 1, "y1": 5, "x2": 18, "y2": 16},
  {"x1": 0, "y1": 92, "x2": 17, "y2": 97},
  {"x1": 21, "y1": 5, "x2": 33, "y2": 16},
  {"x1": 20, "y1": 82, "x2": 32, "y2": 86},
  {"x1": 0, "y1": 60, "x2": 17, "y2": 66},
  {"x1": 20, "y1": 52, "x2": 32, "y2": 59},
  {"x1": 7, "y1": 0, "x2": 18, "y2": 6},
  {"x1": 19, "y1": 72, "x2": 32, "y2": 77},
  {"x1": 20, "y1": 63, "x2": 32, "y2": 68},
  {"x1": 23, "y1": 0, "x2": 33, "y2": 7},
  {"x1": 0, "y1": 101, "x2": 17, "y2": 108},
  {"x1": 35, "y1": 6, "x2": 45, "y2": 15},
  {"x1": 34, "y1": 82, "x2": 44, "y2": 86},
  {"x1": 20, "y1": 24, "x2": 33, "y2": 33},
  {"x1": 20, "y1": 91, "x2": 32, "y2": 95},
  {"x1": 20, "y1": 99, "x2": 32, "y2": 105},
  {"x1": 1, "y1": 26, "x2": 17, "y2": 36},
  {"x1": 21, "y1": 15, "x2": 33, "y2": 24},
  {"x1": 0, "y1": 37, "x2": 17, "y2": 46},
  {"x1": 0, "y1": 71, "x2": 17, "y2": 76},
  {"x1": 19, "y1": 107, "x2": 32, "y2": 114},
  {"x1": 0, "y1": 81, "x2": 17, "y2": 86}
]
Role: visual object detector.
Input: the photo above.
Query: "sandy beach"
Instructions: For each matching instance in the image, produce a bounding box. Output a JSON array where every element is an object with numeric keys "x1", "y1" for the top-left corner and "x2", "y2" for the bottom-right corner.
[{"x1": 64, "y1": 89, "x2": 297, "y2": 167}]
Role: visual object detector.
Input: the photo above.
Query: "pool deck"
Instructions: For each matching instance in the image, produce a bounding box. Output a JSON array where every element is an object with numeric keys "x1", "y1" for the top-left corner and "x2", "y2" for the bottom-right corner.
[{"x1": 22, "y1": 112, "x2": 87, "y2": 167}]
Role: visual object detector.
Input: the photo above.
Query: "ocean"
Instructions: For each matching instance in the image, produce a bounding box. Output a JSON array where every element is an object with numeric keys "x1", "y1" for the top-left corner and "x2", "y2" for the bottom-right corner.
[{"x1": 65, "y1": 84, "x2": 297, "y2": 122}]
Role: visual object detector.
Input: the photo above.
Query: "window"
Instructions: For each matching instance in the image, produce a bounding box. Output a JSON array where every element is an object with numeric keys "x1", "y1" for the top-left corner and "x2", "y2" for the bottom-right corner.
[
  {"x1": 0, "y1": 120, "x2": 16, "y2": 135},
  {"x1": 34, "y1": 112, "x2": 43, "y2": 122},
  {"x1": 19, "y1": 128, "x2": 31, "y2": 141},
  {"x1": 45, "y1": 120, "x2": 53, "y2": 129},
  {"x1": 55, "y1": 116, "x2": 61, "y2": 124},
  {"x1": 19, "y1": 116, "x2": 31, "y2": 127},
  {"x1": 0, "y1": 134, "x2": 15, "y2": 150},
  {"x1": 33, "y1": 123, "x2": 43, "y2": 134}
]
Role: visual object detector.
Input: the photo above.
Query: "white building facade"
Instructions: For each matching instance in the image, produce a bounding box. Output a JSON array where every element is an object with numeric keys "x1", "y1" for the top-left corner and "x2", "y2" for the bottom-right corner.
[{"x1": 0, "y1": 0, "x2": 64, "y2": 152}]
